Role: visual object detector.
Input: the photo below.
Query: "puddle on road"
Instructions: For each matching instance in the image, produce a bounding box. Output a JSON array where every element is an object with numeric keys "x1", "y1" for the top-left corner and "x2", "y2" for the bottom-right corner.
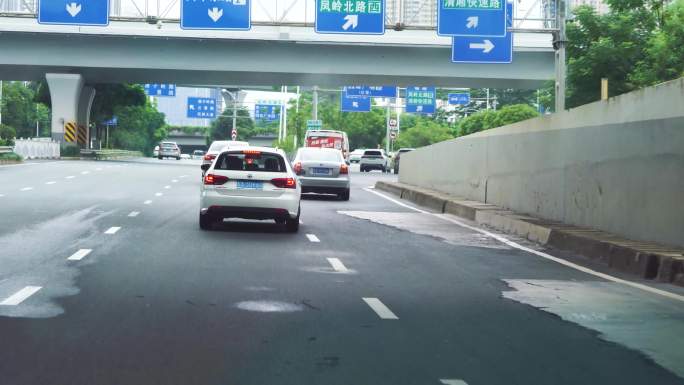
[
  {"x1": 235, "y1": 300, "x2": 304, "y2": 313},
  {"x1": 502, "y1": 279, "x2": 684, "y2": 379},
  {"x1": 338, "y1": 211, "x2": 510, "y2": 250},
  {"x1": 0, "y1": 207, "x2": 110, "y2": 318}
]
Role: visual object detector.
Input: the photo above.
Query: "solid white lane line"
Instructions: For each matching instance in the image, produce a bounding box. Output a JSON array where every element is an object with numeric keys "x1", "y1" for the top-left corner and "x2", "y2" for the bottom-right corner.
[
  {"x1": 365, "y1": 188, "x2": 684, "y2": 303},
  {"x1": 306, "y1": 234, "x2": 320, "y2": 243},
  {"x1": 144, "y1": 200, "x2": 152, "y2": 205},
  {"x1": 20, "y1": 187, "x2": 33, "y2": 191},
  {"x1": 65, "y1": 175, "x2": 75, "y2": 179},
  {"x1": 327, "y1": 258, "x2": 349, "y2": 273},
  {"x1": 440, "y1": 380, "x2": 468, "y2": 385},
  {"x1": 155, "y1": 192, "x2": 163, "y2": 197},
  {"x1": 364, "y1": 188, "x2": 429, "y2": 214},
  {"x1": 128, "y1": 211, "x2": 140, "y2": 217},
  {"x1": 68, "y1": 249, "x2": 92, "y2": 261},
  {"x1": 0, "y1": 286, "x2": 42, "y2": 306},
  {"x1": 81, "y1": 171, "x2": 90, "y2": 175},
  {"x1": 164, "y1": 185, "x2": 171, "y2": 189},
  {"x1": 104, "y1": 227, "x2": 121, "y2": 235},
  {"x1": 362, "y1": 298, "x2": 399, "y2": 320},
  {"x1": 45, "y1": 181, "x2": 57, "y2": 185}
]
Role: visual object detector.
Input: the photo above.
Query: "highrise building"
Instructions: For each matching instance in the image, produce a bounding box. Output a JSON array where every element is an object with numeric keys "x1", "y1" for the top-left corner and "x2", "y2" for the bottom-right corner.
[
  {"x1": 569, "y1": 0, "x2": 610, "y2": 14},
  {"x1": 386, "y1": 0, "x2": 437, "y2": 26}
]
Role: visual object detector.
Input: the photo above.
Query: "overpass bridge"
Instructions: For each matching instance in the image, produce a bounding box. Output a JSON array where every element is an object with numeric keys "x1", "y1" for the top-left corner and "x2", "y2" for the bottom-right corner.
[{"x1": 0, "y1": 0, "x2": 557, "y2": 143}]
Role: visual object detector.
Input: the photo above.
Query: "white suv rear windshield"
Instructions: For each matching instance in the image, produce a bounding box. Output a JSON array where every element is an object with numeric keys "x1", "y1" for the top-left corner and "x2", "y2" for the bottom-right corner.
[
  {"x1": 364, "y1": 150, "x2": 382, "y2": 156},
  {"x1": 214, "y1": 152, "x2": 287, "y2": 173}
]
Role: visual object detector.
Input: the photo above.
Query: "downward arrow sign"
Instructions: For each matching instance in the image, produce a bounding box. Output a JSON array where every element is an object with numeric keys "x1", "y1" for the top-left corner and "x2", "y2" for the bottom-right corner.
[
  {"x1": 65, "y1": 2, "x2": 81, "y2": 17},
  {"x1": 208, "y1": 7, "x2": 223, "y2": 22},
  {"x1": 466, "y1": 16, "x2": 478, "y2": 29},
  {"x1": 342, "y1": 14, "x2": 358, "y2": 30},
  {"x1": 469, "y1": 40, "x2": 495, "y2": 53}
]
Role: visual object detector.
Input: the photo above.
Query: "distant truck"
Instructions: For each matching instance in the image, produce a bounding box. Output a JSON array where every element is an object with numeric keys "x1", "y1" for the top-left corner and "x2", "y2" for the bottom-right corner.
[{"x1": 304, "y1": 130, "x2": 350, "y2": 162}]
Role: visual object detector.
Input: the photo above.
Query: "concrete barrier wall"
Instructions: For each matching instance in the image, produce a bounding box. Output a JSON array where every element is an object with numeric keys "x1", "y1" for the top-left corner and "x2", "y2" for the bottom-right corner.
[
  {"x1": 13, "y1": 138, "x2": 60, "y2": 159},
  {"x1": 400, "y1": 78, "x2": 684, "y2": 248}
]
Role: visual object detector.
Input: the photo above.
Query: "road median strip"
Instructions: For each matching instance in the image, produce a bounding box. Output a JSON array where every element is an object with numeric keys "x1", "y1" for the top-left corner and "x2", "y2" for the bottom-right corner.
[{"x1": 375, "y1": 181, "x2": 684, "y2": 288}]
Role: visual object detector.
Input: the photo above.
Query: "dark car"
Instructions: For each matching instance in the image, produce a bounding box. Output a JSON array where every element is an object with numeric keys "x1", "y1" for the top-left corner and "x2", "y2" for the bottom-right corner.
[{"x1": 392, "y1": 148, "x2": 415, "y2": 174}]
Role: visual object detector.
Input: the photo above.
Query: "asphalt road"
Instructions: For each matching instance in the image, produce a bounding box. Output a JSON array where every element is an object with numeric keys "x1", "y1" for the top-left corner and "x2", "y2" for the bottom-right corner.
[{"x1": 0, "y1": 159, "x2": 683, "y2": 385}]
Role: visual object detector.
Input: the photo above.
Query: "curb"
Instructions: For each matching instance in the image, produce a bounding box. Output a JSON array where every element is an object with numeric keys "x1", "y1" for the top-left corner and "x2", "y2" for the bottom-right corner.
[
  {"x1": 375, "y1": 181, "x2": 684, "y2": 287},
  {"x1": 0, "y1": 160, "x2": 22, "y2": 165}
]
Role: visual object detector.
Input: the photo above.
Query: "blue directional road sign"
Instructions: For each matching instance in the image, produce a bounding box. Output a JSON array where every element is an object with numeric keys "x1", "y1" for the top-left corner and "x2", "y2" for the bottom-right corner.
[
  {"x1": 255, "y1": 104, "x2": 281, "y2": 122},
  {"x1": 104, "y1": 116, "x2": 118, "y2": 126},
  {"x1": 316, "y1": 0, "x2": 385, "y2": 35},
  {"x1": 448, "y1": 93, "x2": 471, "y2": 105},
  {"x1": 452, "y1": 1, "x2": 513, "y2": 64},
  {"x1": 181, "y1": 0, "x2": 251, "y2": 30},
  {"x1": 187, "y1": 97, "x2": 217, "y2": 119},
  {"x1": 345, "y1": 85, "x2": 397, "y2": 98},
  {"x1": 144, "y1": 84, "x2": 177, "y2": 97},
  {"x1": 38, "y1": 0, "x2": 109, "y2": 26},
  {"x1": 437, "y1": 0, "x2": 506, "y2": 37},
  {"x1": 341, "y1": 92, "x2": 371, "y2": 112},
  {"x1": 406, "y1": 87, "x2": 436, "y2": 114}
]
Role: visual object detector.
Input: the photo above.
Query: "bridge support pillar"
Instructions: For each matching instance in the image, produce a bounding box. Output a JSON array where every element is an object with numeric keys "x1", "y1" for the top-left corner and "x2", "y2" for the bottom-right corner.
[
  {"x1": 77, "y1": 86, "x2": 96, "y2": 149},
  {"x1": 45, "y1": 73, "x2": 84, "y2": 144}
]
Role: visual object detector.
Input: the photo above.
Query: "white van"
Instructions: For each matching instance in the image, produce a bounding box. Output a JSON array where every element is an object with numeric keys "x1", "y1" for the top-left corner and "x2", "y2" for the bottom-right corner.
[{"x1": 304, "y1": 130, "x2": 350, "y2": 161}]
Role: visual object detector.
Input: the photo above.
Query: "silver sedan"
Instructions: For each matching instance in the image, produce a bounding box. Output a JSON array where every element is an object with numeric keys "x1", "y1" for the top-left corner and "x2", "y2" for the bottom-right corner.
[{"x1": 292, "y1": 147, "x2": 351, "y2": 201}]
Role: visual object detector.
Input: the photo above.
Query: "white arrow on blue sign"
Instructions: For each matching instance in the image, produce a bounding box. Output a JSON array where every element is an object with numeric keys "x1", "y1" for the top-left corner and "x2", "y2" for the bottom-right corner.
[
  {"x1": 181, "y1": 0, "x2": 251, "y2": 30},
  {"x1": 437, "y1": 0, "x2": 506, "y2": 37},
  {"x1": 315, "y1": 0, "x2": 385, "y2": 35},
  {"x1": 38, "y1": 0, "x2": 109, "y2": 26},
  {"x1": 452, "y1": 1, "x2": 513, "y2": 64},
  {"x1": 341, "y1": 91, "x2": 371, "y2": 112}
]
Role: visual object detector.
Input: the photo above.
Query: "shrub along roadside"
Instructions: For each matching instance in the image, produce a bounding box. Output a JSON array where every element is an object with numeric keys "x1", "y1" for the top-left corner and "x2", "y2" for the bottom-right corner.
[{"x1": 0, "y1": 152, "x2": 22, "y2": 162}]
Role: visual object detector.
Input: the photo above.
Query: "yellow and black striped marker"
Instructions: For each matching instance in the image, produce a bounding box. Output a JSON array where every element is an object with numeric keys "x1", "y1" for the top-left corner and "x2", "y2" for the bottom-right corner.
[
  {"x1": 77, "y1": 125, "x2": 87, "y2": 146},
  {"x1": 64, "y1": 122, "x2": 77, "y2": 143}
]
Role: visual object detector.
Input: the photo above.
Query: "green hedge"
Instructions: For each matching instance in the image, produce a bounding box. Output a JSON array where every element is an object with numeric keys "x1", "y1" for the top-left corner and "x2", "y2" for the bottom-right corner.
[
  {"x1": 61, "y1": 145, "x2": 81, "y2": 157},
  {"x1": 0, "y1": 152, "x2": 22, "y2": 161}
]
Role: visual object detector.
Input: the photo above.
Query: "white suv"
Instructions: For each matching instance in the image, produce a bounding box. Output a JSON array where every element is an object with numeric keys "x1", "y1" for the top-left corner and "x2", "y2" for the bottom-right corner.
[
  {"x1": 359, "y1": 149, "x2": 389, "y2": 173},
  {"x1": 199, "y1": 147, "x2": 301, "y2": 232}
]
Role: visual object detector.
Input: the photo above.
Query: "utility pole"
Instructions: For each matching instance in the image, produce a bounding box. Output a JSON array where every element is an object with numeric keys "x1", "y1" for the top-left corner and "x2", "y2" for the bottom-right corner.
[
  {"x1": 0, "y1": 80, "x2": 3, "y2": 126},
  {"x1": 554, "y1": 0, "x2": 567, "y2": 112},
  {"x1": 282, "y1": 85, "x2": 288, "y2": 140},
  {"x1": 294, "y1": 86, "x2": 300, "y2": 148},
  {"x1": 35, "y1": 104, "x2": 39, "y2": 137},
  {"x1": 385, "y1": 99, "x2": 391, "y2": 154},
  {"x1": 312, "y1": 85, "x2": 319, "y2": 121}
]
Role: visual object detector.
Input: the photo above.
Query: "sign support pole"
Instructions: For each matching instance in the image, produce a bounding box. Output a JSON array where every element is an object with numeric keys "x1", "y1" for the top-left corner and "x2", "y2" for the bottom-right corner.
[
  {"x1": 312, "y1": 86, "x2": 319, "y2": 121},
  {"x1": 385, "y1": 99, "x2": 391, "y2": 154},
  {"x1": 554, "y1": 0, "x2": 567, "y2": 112}
]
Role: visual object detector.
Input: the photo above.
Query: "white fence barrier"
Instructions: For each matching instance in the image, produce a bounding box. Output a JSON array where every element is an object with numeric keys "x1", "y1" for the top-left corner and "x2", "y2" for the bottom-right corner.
[{"x1": 12, "y1": 138, "x2": 60, "y2": 159}]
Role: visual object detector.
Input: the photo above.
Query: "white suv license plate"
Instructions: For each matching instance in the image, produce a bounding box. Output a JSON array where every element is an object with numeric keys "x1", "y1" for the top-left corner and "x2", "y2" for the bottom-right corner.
[{"x1": 236, "y1": 180, "x2": 263, "y2": 190}]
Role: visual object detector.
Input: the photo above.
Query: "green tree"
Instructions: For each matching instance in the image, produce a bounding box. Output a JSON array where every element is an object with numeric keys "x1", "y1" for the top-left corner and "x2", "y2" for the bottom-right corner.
[
  {"x1": 109, "y1": 104, "x2": 166, "y2": 154},
  {"x1": 630, "y1": 0, "x2": 684, "y2": 87},
  {"x1": 490, "y1": 104, "x2": 539, "y2": 127},
  {"x1": 393, "y1": 120, "x2": 454, "y2": 149},
  {"x1": 210, "y1": 107, "x2": 255, "y2": 142},
  {"x1": 0, "y1": 82, "x2": 49, "y2": 138},
  {"x1": 0, "y1": 124, "x2": 17, "y2": 145},
  {"x1": 457, "y1": 109, "x2": 498, "y2": 136},
  {"x1": 565, "y1": 5, "x2": 657, "y2": 108}
]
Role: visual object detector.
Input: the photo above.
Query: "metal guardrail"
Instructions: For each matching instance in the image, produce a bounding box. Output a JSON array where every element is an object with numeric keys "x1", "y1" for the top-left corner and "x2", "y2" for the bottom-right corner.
[
  {"x1": 0, "y1": 146, "x2": 13, "y2": 154},
  {"x1": 80, "y1": 149, "x2": 143, "y2": 160}
]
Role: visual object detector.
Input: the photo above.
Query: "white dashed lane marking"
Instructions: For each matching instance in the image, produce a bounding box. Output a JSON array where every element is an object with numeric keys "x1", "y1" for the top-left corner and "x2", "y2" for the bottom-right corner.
[
  {"x1": 306, "y1": 234, "x2": 320, "y2": 243},
  {"x1": 327, "y1": 258, "x2": 349, "y2": 273},
  {"x1": 128, "y1": 211, "x2": 140, "y2": 217},
  {"x1": 68, "y1": 249, "x2": 92, "y2": 261},
  {"x1": 440, "y1": 380, "x2": 468, "y2": 385},
  {"x1": 81, "y1": 171, "x2": 90, "y2": 175},
  {"x1": 65, "y1": 176, "x2": 75, "y2": 179},
  {"x1": 144, "y1": 200, "x2": 152, "y2": 205},
  {"x1": 172, "y1": 179, "x2": 178, "y2": 183},
  {"x1": 155, "y1": 192, "x2": 163, "y2": 197},
  {"x1": 104, "y1": 227, "x2": 121, "y2": 235},
  {"x1": 362, "y1": 298, "x2": 399, "y2": 320},
  {"x1": 45, "y1": 181, "x2": 57, "y2": 185},
  {"x1": 20, "y1": 187, "x2": 33, "y2": 191},
  {"x1": 0, "y1": 286, "x2": 42, "y2": 306},
  {"x1": 164, "y1": 185, "x2": 171, "y2": 189},
  {"x1": 95, "y1": 168, "x2": 102, "y2": 171}
]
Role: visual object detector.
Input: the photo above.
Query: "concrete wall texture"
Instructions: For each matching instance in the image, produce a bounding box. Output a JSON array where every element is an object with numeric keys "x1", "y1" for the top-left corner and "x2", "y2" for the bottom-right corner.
[{"x1": 400, "y1": 78, "x2": 684, "y2": 248}]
